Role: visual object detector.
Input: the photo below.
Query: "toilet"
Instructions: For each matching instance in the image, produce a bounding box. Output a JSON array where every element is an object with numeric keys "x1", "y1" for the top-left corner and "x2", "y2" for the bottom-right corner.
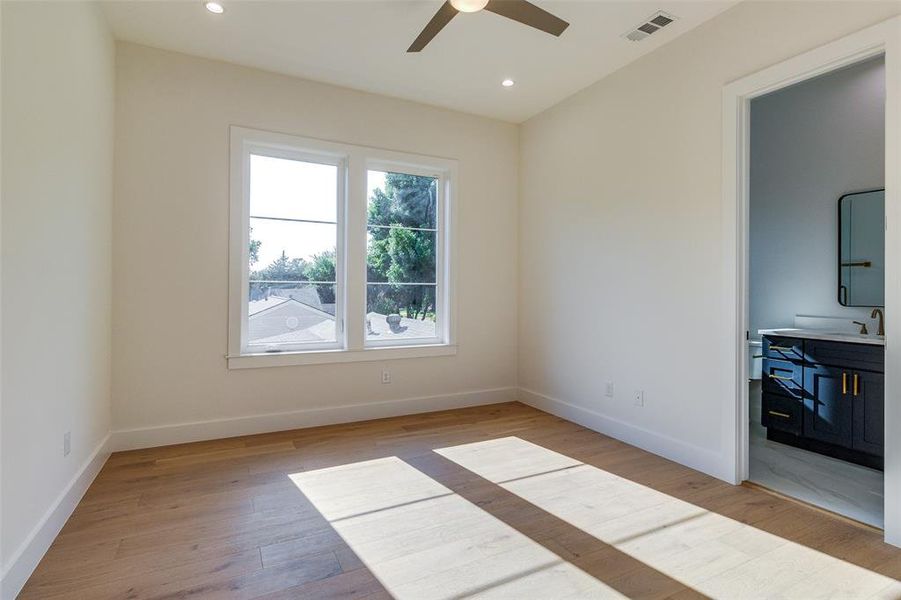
[{"x1": 748, "y1": 339, "x2": 763, "y2": 380}]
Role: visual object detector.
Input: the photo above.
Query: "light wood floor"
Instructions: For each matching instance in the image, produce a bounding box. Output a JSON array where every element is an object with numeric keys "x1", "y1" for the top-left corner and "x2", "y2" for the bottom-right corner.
[{"x1": 19, "y1": 402, "x2": 901, "y2": 599}]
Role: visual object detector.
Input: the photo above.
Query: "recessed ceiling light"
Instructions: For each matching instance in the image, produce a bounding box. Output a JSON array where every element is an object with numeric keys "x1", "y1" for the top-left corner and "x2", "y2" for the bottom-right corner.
[
  {"x1": 205, "y1": 1, "x2": 225, "y2": 14},
  {"x1": 502, "y1": 79, "x2": 515, "y2": 87}
]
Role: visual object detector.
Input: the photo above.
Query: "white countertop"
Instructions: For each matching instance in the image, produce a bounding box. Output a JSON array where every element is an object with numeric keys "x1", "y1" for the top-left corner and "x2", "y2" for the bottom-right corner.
[{"x1": 758, "y1": 328, "x2": 885, "y2": 346}]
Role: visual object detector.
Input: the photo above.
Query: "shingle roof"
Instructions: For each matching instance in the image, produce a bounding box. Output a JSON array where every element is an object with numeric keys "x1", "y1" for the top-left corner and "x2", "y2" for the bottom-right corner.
[
  {"x1": 246, "y1": 299, "x2": 437, "y2": 348},
  {"x1": 247, "y1": 298, "x2": 334, "y2": 344},
  {"x1": 366, "y1": 312, "x2": 436, "y2": 340}
]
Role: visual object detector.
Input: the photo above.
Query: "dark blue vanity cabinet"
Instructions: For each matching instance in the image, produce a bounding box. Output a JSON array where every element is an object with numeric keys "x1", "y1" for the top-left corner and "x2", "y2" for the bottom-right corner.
[
  {"x1": 762, "y1": 335, "x2": 884, "y2": 470},
  {"x1": 803, "y1": 363, "x2": 853, "y2": 448},
  {"x1": 851, "y1": 370, "x2": 885, "y2": 456}
]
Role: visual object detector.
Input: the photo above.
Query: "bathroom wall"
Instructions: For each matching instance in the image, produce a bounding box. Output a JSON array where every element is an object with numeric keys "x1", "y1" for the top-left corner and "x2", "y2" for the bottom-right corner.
[{"x1": 749, "y1": 56, "x2": 886, "y2": 338}]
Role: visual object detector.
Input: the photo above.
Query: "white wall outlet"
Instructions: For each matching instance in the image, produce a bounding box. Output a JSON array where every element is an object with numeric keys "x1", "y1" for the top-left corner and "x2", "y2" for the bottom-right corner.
[
  {"x1": 63, "y1": 431, "x2": 71, "y2": 457},
  {"x1": 633, "y1": 390, "x2": 645, "y2": 407},
  {"x1": 381, "y1": 370, "x2": 391, "y2": 384},
  {"x1": 605, "y1": 381, "x2": 615, "y2": 398}
]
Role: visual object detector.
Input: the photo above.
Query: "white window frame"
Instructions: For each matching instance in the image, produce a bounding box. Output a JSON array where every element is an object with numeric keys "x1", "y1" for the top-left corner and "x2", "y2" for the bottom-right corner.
[
  {"x1": 364, "y1": 159, "x2": 448, "y2": 349},
  {"x1": 227, "y1": 126, "x2": 457, "y2": 369},
  {"x1": 242, "y1": 145, "x2": 346, "y2": 355}
]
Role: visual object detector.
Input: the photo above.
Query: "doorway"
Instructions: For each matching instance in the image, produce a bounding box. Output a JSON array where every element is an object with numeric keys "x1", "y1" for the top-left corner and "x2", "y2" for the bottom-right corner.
[
  {"x1": 722, "y1": 16, "x2": 901, "y2": 545},
  {"x1": 747, "y1": 57, "x2": 885, "y2": 528}
]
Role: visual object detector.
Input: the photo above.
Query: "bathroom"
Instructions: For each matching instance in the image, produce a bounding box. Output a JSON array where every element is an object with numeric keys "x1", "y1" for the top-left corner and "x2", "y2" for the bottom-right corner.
[{"x1": 748, "y1": 55, "x2": 886, "y2": 528}]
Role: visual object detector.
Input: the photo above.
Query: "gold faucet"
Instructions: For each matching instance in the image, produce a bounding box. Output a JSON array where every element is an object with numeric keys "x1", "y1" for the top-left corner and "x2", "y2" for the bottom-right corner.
[
  {"x1": 871, "y1": 308, "x2": 885, "y2": 336},
  {"x1": 854, "y1": 321, "x2": 869, "y2": 335}
]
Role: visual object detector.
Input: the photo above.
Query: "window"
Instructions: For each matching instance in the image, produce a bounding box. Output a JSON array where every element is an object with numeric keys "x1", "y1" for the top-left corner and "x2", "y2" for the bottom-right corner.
[
  {"x1": 228, "y1": 127, "x2": 455, "y2": 368},
  {"x1": 366, "y1": 169, "x2": 439, "y2": 346},
  {"x1": 246, "y1": 153, "x2": 343, "y2": 353}
]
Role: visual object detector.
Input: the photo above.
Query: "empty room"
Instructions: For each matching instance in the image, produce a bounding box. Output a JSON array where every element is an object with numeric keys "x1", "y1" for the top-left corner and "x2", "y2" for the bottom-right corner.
[{"x1": 3, "y1": 1, "x2": 901, "y2": 599}]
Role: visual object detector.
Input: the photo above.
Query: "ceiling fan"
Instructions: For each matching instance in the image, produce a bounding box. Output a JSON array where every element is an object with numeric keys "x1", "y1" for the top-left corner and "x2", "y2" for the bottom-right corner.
[{"x1": 408, "y1": 0, "x2": 569, "y2": 53}]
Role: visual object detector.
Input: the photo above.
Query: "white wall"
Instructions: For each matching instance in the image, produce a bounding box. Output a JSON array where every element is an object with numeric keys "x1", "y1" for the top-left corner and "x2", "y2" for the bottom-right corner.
[
  {"x1": 518, "y1": 1, "x2": 901, "y2": 481},
  {"x1": 112, "y1": 43, "x2": 519, "y2": 443},
  {"x1": 750, "y1": 57, "x2": 885, "y2": 337},
  {"x1": 1, "y1": 2, "x2": 114, "y2": 596}
]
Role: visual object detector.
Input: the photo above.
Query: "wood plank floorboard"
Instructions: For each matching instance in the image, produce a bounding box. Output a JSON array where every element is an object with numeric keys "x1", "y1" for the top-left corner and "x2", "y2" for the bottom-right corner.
[{"x1": 18, "y1": 402, "x2": 901, "y2": 599}]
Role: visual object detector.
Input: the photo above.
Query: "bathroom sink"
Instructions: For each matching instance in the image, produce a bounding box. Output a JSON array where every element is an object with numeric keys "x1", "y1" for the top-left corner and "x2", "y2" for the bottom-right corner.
[{"x1": 757, "y1": 328, "x2": 885, "y2": 346}]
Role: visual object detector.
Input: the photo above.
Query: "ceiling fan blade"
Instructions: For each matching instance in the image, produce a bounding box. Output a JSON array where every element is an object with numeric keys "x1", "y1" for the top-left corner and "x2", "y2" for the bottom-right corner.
[
  {"x1": 484, "y1": 0, "x2": 569, "y2": 36},
  {"x1": 408, "y1": 1, "x2": 458, "y2": 52}
]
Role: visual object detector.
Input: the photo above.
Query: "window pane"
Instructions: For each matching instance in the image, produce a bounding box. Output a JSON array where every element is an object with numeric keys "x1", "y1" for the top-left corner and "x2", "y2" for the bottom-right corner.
[
  {"x1": 367, "y1": 170, "x2": 437, "y2": 229},
  {"x1": 366, "y1": 169, "x2": 440, "y2": 346},
  {"x1": 366, "y1": 228, "x2": 435, "y2": 284},
  {"x1": 249, "y1": 218, "x2": 336, "y2": 273},
  {"x1": 248, "y1": 217, "x2": 337, "y2": 349},
  {"x1": 366, "y1": 284, "x2": 437, "y2": 341},
  {"x1": 250, "y1": 154, "x2": 337, "y2": 222},
  {"x1": 248, "y1": 283, "x2": 337, "y2": 347}
]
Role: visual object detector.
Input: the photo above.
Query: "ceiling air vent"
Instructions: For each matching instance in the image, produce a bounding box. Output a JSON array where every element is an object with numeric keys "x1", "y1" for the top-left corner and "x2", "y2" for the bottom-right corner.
[{"x1": 623, "y1": 11, "x2": 677, "y2": 42}]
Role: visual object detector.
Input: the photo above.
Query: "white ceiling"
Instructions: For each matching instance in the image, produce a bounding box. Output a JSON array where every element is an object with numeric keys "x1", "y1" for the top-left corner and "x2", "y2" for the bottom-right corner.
[{"x1": 102, "y1": 1, "x2": 736, "y2": 123}]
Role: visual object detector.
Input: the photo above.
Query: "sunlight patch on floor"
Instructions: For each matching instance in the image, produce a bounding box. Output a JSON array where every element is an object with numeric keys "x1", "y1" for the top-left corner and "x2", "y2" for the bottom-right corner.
[
  {"x1": 436, "y1": 437, "x2": 901, "y2": 600},
  {"x1": 290, "y1": 456, "x2": 625, "y2": 599}
]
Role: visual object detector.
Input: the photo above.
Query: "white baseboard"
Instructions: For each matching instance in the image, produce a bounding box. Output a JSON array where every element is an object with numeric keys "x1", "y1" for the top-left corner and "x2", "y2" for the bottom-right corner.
[
  {"x1": 111, "y1": 387, "x2": 517, "y2": 451},
  {"x1": 0, "y1": 434, "x2": 111, "y2": 600},
  {"x1": 518, "y1": 387, "x2": 733, "y2": 483}
]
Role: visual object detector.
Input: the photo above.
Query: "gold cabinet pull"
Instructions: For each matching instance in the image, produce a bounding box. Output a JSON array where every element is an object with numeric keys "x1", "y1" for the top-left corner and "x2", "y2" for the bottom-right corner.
[
  {"x1": 768, "y1": 374, "x2": 793, "y2": 381},
  {"x1": 854, "y1": 373, "x2": 859, "y2": 397},
  {"x1": 769, "y1": 345, "x2": 793, "y2": 351},
  {"x1": 842, "y1": 372, "x2": 847, "y2": 395},
  {"x1": 768, "y1": 410, "x2": 791, "y2": 419}
]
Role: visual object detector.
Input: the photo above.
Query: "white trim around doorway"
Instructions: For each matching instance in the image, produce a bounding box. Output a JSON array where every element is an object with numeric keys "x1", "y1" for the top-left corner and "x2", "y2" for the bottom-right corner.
[{"x1": 722, "y1": 15, "x2": 901, "y2": 546}]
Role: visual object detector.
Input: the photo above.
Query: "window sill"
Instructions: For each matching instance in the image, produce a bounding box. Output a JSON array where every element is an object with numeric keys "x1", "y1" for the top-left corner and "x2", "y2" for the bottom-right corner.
[{"x1": 227, "y1": 344, "x2": 457, "y2": 369}]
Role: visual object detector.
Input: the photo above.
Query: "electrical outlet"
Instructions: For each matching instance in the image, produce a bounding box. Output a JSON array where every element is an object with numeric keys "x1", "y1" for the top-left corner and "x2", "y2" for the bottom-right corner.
[
  {"x1": 381, "y1": 370, "x2": 391, "y2": 384},
  {"x1": 605, "y1": 382, "x2": 615, "y2": 398},
  {"x1": 63, "y1": 431, "x2": 71, "y2": 457},
  {"x1": 633, "y1": 390, "x2": 645, "y2": 407}
]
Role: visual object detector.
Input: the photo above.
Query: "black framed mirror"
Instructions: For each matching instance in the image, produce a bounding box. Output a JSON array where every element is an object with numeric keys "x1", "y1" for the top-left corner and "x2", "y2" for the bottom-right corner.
[{"x1": 838, "y1": 188, "x2": 884, "y2": 307}]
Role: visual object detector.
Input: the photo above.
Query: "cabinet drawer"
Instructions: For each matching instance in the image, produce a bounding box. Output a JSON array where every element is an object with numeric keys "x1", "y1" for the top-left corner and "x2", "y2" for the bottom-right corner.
[
  {"x1": 763, "y1": 336, "x2": 804, "y2": 362},
  {"x1": 762, "y1": 358, "x2": 803, "y2": 399},
  {"x1": 762, "y1": 392, "x2": 802, "y2": 435},
  {"x1": 806, "y1": 340, "x2": 884, "y2": 373}
]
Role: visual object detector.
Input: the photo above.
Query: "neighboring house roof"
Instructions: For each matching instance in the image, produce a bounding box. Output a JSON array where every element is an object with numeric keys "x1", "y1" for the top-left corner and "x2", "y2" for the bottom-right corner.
[
  {"x1": 247, "y1": 299, "x2": 437, "y2": 348},
  {"x1": 247, "y1": 297, "x2": 334, "y2": 344},
  {"x1": 273, "y1": 286, "x2": 324, "y2": 311},
  {"x1": 248, "y1": 296, "x2": 290, "y2": 316},
  {"x1": 366, "y1": 312, "x2": 436, "y2": 339},
  {"x1": 251, "y1": 319, "x2": 336, "y2": 345}
]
